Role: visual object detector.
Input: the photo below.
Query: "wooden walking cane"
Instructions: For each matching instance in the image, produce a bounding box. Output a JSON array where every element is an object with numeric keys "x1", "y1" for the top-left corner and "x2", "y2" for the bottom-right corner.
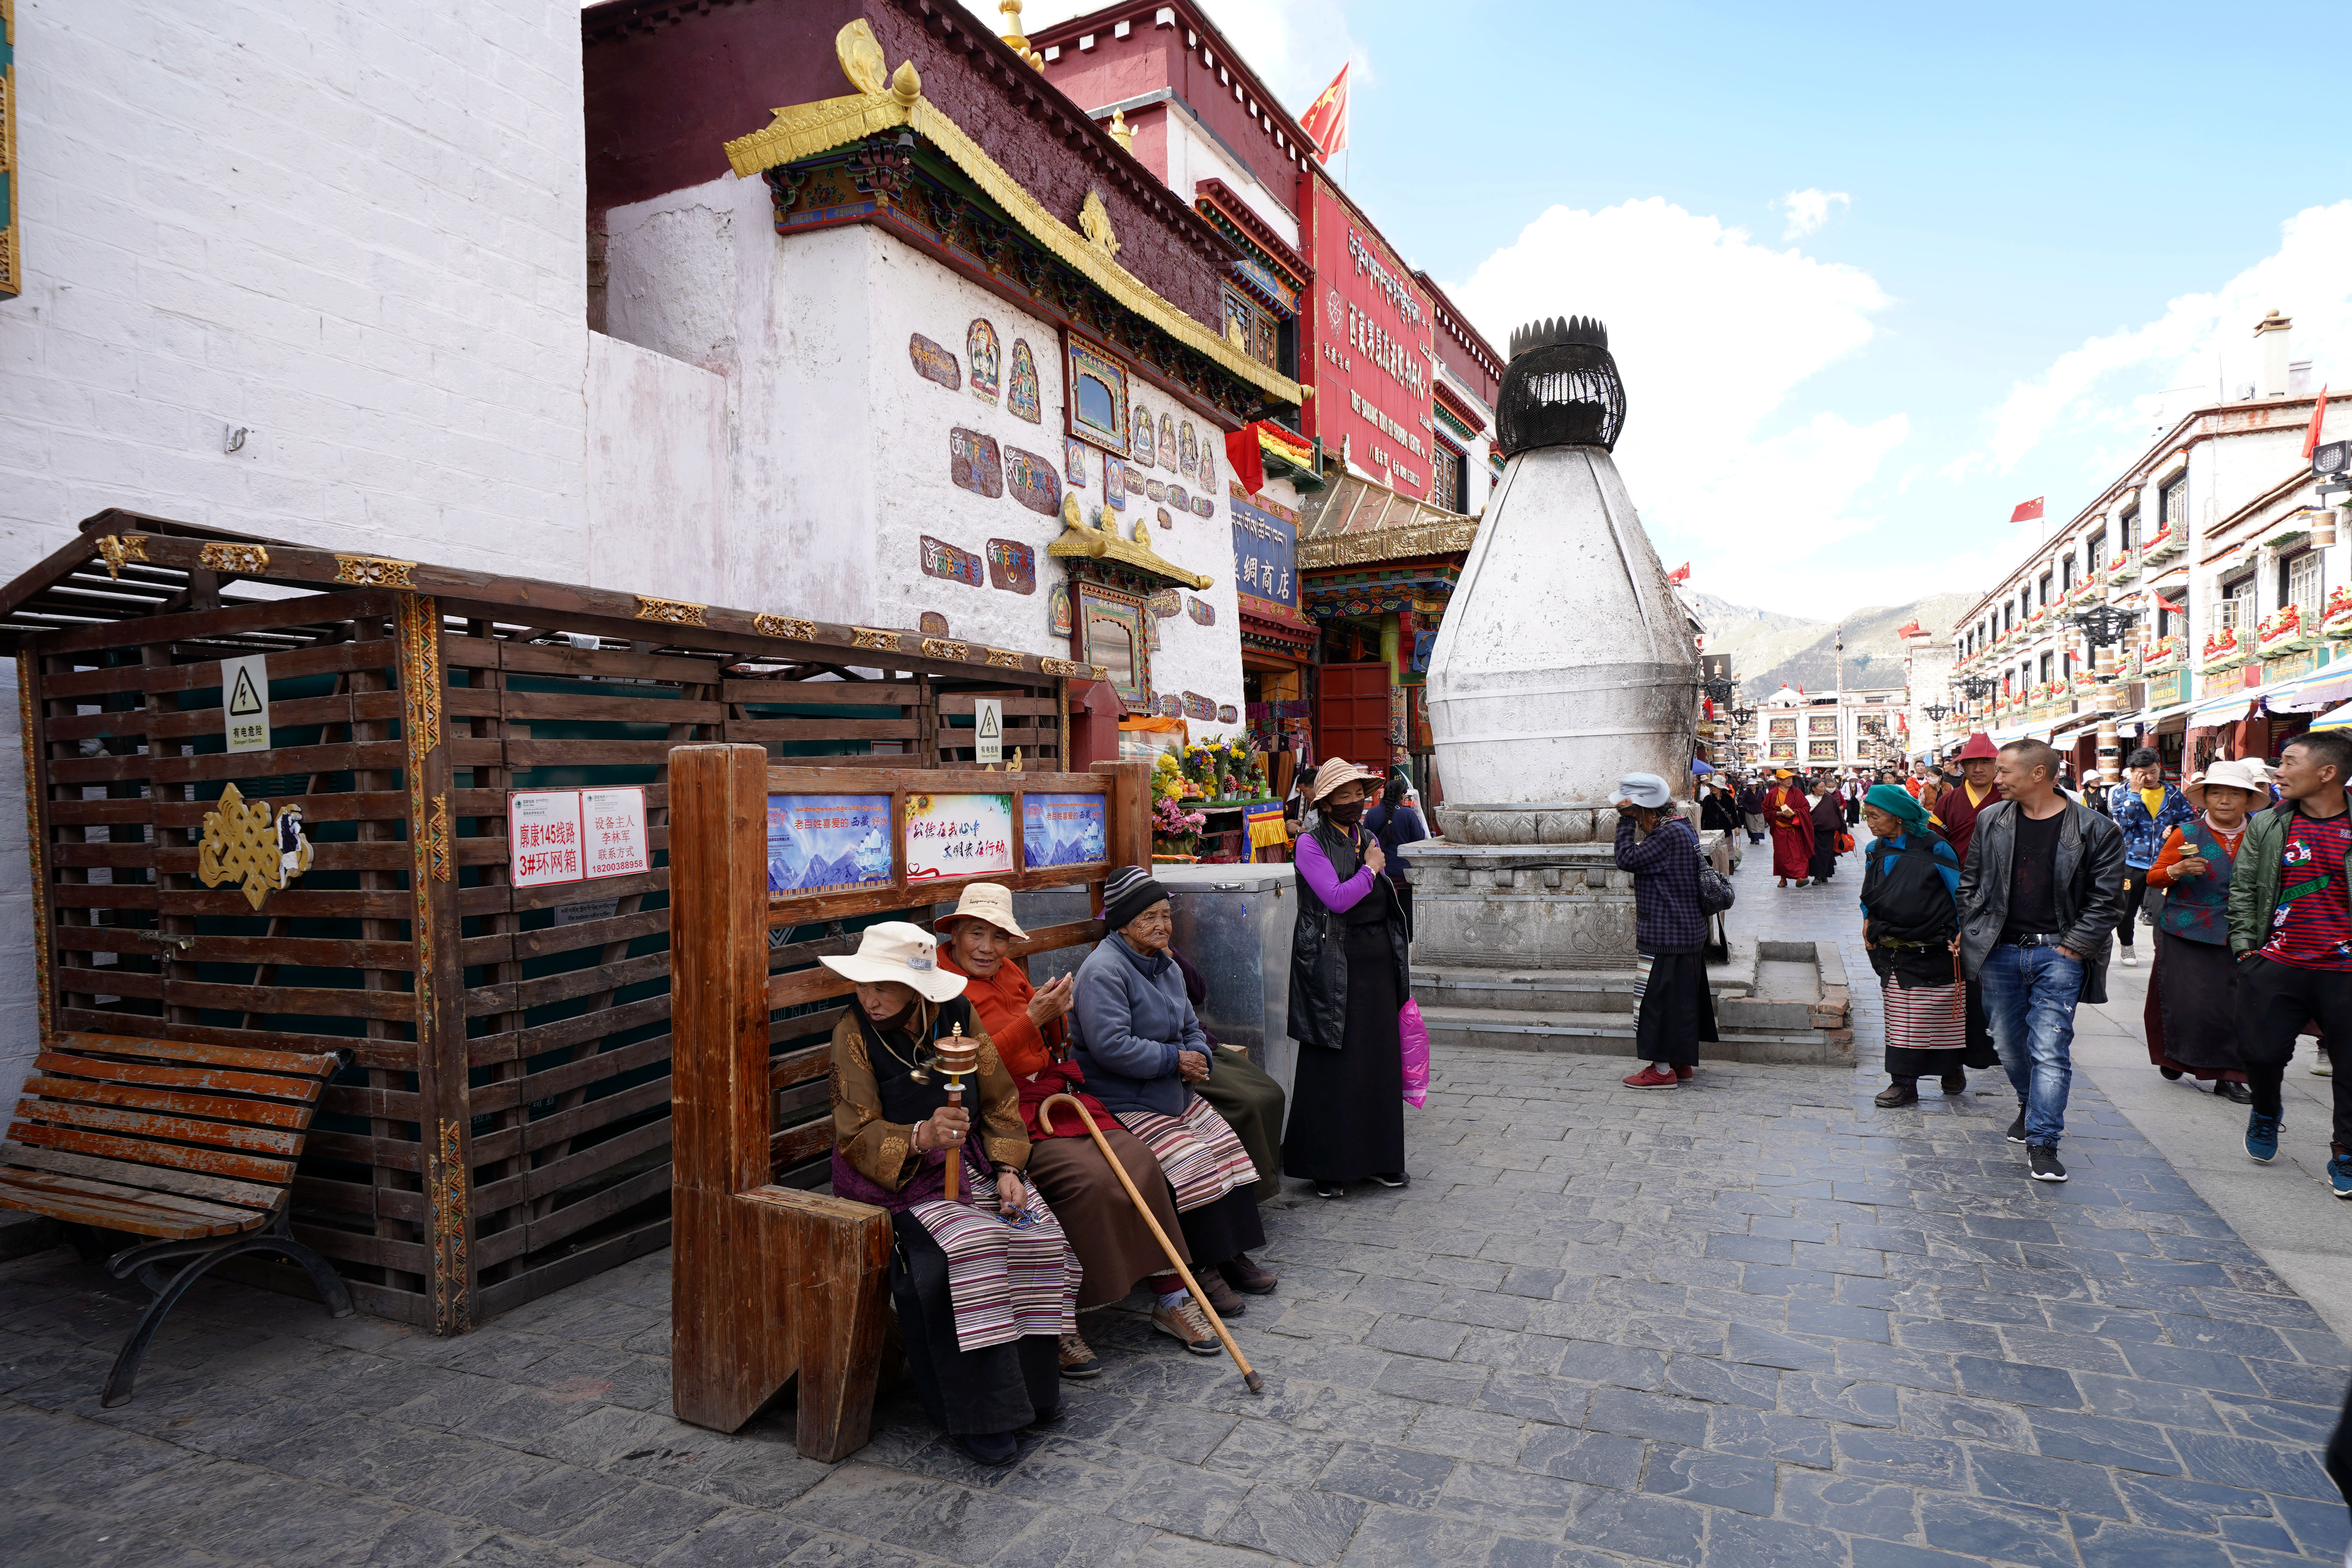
[{"x1": 1038, "y1": 1092, "x2": 1262, "y2": 1394}]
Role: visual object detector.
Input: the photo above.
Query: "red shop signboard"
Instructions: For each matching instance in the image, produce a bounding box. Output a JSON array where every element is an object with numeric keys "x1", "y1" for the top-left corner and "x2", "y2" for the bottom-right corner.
[{"x1": 1296, "y1": 170, "x2": 1436, "y2": 500}]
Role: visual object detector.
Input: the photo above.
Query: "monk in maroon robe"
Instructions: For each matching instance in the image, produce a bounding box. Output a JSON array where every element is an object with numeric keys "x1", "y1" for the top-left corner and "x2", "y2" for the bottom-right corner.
[
  {"x1": 1765, "y1": 772, "x2": 1814, "y2": 886},
  {"x1": 1931, "y1": 733, "x2": 2004, "y2": 868}
]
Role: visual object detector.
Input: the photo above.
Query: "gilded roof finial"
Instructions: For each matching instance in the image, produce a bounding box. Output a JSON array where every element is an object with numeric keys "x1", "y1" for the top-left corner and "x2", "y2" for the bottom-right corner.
[
  {"x1": 889, "y1": 60, "x2": 923, "y2": 109},
  {"x1": 998, "y1": 0, "x2": 1046, "y2": 69},
  {"x1": 1109, "y1": 108, "x2": 1135, "y2": 151}
]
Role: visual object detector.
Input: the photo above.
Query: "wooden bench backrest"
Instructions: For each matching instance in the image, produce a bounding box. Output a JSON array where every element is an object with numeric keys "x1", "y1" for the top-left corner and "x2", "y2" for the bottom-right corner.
[{"x1": 1, "y1": 1031, "x2": 345, "y2": 1239}]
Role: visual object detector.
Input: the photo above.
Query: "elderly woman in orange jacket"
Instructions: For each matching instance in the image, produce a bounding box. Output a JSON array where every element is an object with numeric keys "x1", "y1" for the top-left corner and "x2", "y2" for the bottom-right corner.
[{"x1": 934, "y1": 884, "x2": 1218, "y2": 1372}]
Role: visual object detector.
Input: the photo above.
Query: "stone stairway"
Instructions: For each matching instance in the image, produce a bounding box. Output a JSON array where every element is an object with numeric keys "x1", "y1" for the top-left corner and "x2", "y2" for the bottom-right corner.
[{"x1": 1410, "y1": 938, "x2": 1855, "y2": 1064}]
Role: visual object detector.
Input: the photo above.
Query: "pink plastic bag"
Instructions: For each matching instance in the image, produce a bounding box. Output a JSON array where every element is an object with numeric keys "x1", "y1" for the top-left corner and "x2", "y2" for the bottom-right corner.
[{"x1": 1399, "y1": 999, "x2": 1430, "y2": 1108}]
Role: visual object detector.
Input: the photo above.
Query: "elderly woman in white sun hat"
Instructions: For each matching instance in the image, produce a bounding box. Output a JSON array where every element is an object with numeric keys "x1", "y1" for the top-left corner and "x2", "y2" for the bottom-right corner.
[
  {"x1": 822, "y1": 921, "x2": 1078, "y2": 1467},
  {"x1": 2140, "y1": 759, "x2": 2263, "y2": 1105},
  {"x1": 1613, "y1": 771, "x2": 1720, "y2": 1090}
]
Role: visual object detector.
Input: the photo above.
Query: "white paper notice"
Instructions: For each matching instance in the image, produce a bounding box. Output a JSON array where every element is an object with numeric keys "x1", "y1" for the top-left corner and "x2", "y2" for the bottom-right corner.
[
  {"x1": 581, "y1": 787, "x2": 650, "y2": 880},
  {"x1": 509, "y1": 791, "x2": 584, "y2": 888},
  {"x1": 973, "y1": 698, "x2": 1003, "y2": 765},
  {"x1": 222, "y1": 654, "x2": 270, "y2": 753}
]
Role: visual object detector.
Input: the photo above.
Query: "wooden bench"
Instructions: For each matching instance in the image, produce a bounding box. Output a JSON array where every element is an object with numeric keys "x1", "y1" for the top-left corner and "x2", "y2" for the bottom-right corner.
[{"x1": 0, "y1": 1030, "x2": 354, "y2": 1405}]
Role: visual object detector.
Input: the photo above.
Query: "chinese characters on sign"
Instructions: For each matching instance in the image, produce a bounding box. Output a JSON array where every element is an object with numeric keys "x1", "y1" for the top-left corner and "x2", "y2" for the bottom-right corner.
[
  {"x1": 905, "y1": 793, "x2": 1014, "y2": 881},
  {"x1": 221, "y1": 654, "x2": 271, "y2": 754},
  {"x1": 581, "y1": 787, "x2": 650, "y2": 879},
  {"x1": 509, "y1": 791, "x2": 586, "y2": 889},
  {"x1": 1230, "y1": 490, "x2": 1299, "y2": 620},
  {"x1": 766, "y1": 795, "x2": 893, "y2": 895}
]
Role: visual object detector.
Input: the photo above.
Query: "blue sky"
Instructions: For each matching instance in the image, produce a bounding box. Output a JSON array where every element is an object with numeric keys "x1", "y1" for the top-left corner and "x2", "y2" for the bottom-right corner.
[{"x1": 980, "y1": 1, "x2": 2352, "y2": 616}]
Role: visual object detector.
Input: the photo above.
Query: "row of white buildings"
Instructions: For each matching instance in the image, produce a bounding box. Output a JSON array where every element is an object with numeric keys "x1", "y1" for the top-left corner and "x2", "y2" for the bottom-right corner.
[{"x1": 1927, "y1": 311, "x2": 2343, "y2": 784}]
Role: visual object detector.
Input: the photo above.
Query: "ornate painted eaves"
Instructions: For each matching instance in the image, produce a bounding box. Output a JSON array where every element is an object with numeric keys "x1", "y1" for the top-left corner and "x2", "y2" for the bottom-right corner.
[{"x1": 724, "y1": 21, "x2": 1299, "y2": 408}]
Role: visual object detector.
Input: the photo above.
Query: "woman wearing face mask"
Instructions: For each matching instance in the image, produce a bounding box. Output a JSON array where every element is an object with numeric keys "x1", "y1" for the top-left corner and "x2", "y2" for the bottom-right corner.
[{"x1": 1282, "y1": 758, "x2": 1413, "y2": 1199}]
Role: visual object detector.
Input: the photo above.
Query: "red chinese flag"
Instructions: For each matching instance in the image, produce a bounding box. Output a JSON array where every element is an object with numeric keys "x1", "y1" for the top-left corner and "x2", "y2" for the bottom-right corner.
[
  {"x1": 2304, "y1": 387, "x2": 2330, "y2": 461},
  {"x1": 1225, "y1": 423, "x2": 1266, "y2": 497},
  {"x1": 1298, "y1": 63, "x2": 1350, "y2": 161},
  {"x1": 2153, "y1": 590, "x2": 2187, "y2": 616},
  {"x1": 1668, "y1": 562, "x2": 1691, "y2": 584},
  {"x1": 2009, "y1": 496, "x2": 2045, "y2": 524}
]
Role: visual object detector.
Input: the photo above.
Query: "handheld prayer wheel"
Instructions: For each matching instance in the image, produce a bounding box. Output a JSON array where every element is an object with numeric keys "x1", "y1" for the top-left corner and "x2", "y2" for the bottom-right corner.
[{"x1": 935, "y1": 1022, "x2": 981, "y2": 1201}]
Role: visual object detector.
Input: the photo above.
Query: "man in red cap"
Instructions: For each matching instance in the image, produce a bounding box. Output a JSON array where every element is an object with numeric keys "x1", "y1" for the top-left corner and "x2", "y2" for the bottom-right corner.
[{"x1": 1934, "y1": 733, "x2": 2009, "y2": 1080}]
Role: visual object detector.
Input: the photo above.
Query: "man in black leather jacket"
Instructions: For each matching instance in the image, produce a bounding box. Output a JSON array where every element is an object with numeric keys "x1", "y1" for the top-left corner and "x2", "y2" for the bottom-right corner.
[{"x1": 1955, "y1": 740, "x2": 2127, "y2": 1184}]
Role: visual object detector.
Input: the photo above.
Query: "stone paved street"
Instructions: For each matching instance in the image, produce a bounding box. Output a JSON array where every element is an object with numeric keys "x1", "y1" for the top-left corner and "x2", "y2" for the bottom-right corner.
[{"x1": 4, "y1": 840, "x2": 2350, "y2": 1568}]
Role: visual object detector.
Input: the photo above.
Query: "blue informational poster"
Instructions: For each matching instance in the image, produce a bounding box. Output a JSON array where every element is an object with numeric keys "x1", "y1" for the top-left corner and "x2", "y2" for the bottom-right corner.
[
  {"x1": 767, "y1": 795, "x2": 894, "y2": 895},
  {"x1": 1022, "y1": 794, "x2": 1107, "y2": 867}
]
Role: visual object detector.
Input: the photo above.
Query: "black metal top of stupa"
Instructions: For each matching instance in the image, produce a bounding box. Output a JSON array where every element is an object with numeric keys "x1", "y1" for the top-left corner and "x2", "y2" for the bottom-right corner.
[{"x1": 1497, "y1": 315, "x2": 1625, "y2": 456}]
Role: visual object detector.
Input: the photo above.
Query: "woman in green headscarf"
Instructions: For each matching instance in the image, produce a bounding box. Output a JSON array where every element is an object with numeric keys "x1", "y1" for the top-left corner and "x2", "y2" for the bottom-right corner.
[{"x1": 1858, "y1": 784, "x2": 1996, "y2": 1107}]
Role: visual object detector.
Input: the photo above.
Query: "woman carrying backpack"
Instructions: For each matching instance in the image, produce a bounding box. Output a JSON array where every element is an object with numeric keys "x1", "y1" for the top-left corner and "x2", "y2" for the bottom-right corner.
[{"x1": 1860, "y1": 783, "x2": 1996, "y2": 1107}]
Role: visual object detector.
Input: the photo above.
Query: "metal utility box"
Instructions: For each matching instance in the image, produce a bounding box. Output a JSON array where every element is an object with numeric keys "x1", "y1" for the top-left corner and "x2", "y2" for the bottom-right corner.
[{"x1": 1156, "y1": 864, "x2": 1298, "y2": 1103}]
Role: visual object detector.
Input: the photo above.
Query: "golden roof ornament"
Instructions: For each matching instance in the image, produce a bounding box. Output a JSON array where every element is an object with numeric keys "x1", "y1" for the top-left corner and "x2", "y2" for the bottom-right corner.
[
  {"x1": 1078, "y1": 190, "x2": 1120, "y2": 260},
  {"x1": 1049, "y1": 492, "x2": 1213, "y2": 590},
  {"x1": 837, "y1": 20, "x2": 889, "y2": 95},
  {"x1": 998, "y1": 0, "x2": 1046, "y2": 68},
  {"x1": 1109, "y1": 108, "x2": 1135, "y2": 151}
]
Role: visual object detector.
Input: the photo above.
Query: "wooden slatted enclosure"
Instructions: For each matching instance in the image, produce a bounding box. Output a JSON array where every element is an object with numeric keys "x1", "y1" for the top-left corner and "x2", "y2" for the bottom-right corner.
[{"x1": 1, "y1": 511, "x2": 1103, "y2": 1332}]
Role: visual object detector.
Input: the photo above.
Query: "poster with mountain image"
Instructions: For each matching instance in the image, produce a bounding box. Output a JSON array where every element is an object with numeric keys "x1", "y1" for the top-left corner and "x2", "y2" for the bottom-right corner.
[
  {"x1": 767, "y1": 795, "x2": 894, "y2": 895},
  {"x1": 1022, "y1": 793, "x2": 1107, "y2": 867}
]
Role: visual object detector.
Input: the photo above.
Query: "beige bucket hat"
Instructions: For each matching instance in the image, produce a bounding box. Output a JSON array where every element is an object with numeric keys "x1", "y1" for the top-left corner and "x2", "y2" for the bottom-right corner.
[
  {"x1": 1308, "y1": 756, "x2": 1382, "y2": 804},
  {"x1": 818, "y1": 920, "x2": 969, "y2": 1003},
  {"x1": 931, "y1": 881, "x2": 1029, "y2": 941},
  {"x1": 2184, "y1": 758, "x2": 2268, "y2": 811}
]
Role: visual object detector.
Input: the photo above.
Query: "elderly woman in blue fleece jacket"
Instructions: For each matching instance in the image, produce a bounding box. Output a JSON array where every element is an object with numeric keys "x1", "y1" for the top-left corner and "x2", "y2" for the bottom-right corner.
[{"x1": 1070, "y1": 866, "x2": 1274, "y2": 1332}]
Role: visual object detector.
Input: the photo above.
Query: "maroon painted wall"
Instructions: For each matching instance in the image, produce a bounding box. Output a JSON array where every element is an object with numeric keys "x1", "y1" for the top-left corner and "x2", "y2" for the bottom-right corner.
[{"x1": 581, "y1": 0, "x2": 1238, "y2": 330}]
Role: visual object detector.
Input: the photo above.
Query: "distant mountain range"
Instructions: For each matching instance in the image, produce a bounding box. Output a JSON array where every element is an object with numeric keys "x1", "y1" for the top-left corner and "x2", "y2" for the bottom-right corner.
[{"x1": 1690, "y1": 590, "x2": 1978, "y2": 699}]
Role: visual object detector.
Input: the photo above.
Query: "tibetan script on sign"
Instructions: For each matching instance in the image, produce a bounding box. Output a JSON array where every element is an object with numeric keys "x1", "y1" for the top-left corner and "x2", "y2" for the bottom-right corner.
[
  {"x1": 950, "y1": 427, "x2": 1004, "y2": 498},
  {"x1": 921, "y1": 535, "x2": 985, "y2": 587},
  {"x1": 909, "y1": 333, "x2": 961, "y2": 389},
  {"x1": 1004, "y1": 445, "x2": 1062, "y2": 517},
  {"x1": 985, "y1": 538, "x2": 1037, "y2": 595}
]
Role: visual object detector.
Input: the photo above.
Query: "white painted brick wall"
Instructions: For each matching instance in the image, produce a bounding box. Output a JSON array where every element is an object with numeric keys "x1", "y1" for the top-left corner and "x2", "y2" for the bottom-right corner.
[{"x1": 0, "y1": 2, "x2": 591, "y2": 1104}]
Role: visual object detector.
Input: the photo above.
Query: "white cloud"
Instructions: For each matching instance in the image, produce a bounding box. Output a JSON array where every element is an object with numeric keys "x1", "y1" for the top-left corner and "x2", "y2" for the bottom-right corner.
[
  {"x1": 1774, "y1": 189, "x2": 1850, "y2": 241},
  {"x1": 1973, "y1": 201, "x2": 2352, "y2": 475},
  {"x1": 1448, "y1": 198, "x2": 1902, "y2": 608}
]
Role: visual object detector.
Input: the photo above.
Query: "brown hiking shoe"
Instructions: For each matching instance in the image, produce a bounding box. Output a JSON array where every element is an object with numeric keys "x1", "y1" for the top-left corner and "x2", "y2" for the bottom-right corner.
[
  {"x1": 1057, "y1": 1331, "x2": 1100, "y2": 1379},
  {"x1": 1151, "y1": 1298, "x2": 1220, "y2": 1355},
  {"x1": 1198, "y1": 1270, "x2": 1247, "y2": 1319},
  {"x1": 1220, "y1": 1254, "x2": 1278, "y2": 1295}
]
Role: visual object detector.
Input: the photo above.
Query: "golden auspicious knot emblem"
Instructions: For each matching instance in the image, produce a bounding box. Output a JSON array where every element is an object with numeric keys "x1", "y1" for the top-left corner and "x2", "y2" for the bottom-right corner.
[
  {"x1": 920, "y1": 637, "x2": 969, "y2": 661},
  {"x1": 755, "y1": 613, "x2": 817, "y2": 641},
  {"x1": 852, "y1": 627, "x2": 901, "y2": 651},
  {"x1": 334, "y1": 554, "x2": 417, "y2": 588},
  {"x1": 197, "y1": 782, "x2": 314, "y2": 911},
  {"x1": 634, "y1": 595, "x2": 708, "y2": 626},
  {"x1": 1039, "y1": 657, "x2": 1083, "y2": 677},
  {"x1": 198, "y1": 543, "x2": 269, "y2": 575},
  {"x1": 984, "y1": 647, "x2": 1022, "y2": 668},
  {"x1": 94, "y1": 535, "x2": 149, "y2": 581}
]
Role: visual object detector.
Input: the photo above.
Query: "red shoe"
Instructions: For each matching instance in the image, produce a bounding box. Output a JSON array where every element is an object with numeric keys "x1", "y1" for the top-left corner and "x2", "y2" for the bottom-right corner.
[
  {"x1": 1623, "y1": 1064, "x2": 1679, "y2": 1089},
  {"x1": 1673, "y1": 1065, "x2": 1693, "y2": 1083}
]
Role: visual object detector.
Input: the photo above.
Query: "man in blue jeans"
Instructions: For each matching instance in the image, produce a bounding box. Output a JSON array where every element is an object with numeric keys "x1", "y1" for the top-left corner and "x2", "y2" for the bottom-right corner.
[{"x1": 1955, "y1": 739, "x2": 2127, "y2": 1183}]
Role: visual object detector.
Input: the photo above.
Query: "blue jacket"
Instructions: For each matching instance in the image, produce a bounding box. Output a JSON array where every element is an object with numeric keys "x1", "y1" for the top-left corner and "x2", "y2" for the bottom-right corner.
[
  {"x1": 2108, "y1": 781, "x2": 2191, "y2": 869},
  {"x1": 1069, "y1": 934, "x2": 1209, "y2": 1118},
  {"x1": 1363, "y1": 802, "x2": 1429, "y2": 875}
]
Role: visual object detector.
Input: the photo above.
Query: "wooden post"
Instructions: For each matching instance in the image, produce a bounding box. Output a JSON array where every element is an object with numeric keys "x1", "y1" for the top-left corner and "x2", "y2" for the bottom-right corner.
[
  {"x1": 1094, "y1": 757, "x2": 1152, "y2": 873},
  {"x1": 669, "y1": 743, "x2": 893, "y2": 1455}
]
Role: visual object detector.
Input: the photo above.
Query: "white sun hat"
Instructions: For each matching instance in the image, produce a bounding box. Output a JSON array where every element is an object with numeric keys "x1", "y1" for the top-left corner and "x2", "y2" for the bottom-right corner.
[{"x1": 819, "y1": 920, "x2": 969, "y2": 1003}]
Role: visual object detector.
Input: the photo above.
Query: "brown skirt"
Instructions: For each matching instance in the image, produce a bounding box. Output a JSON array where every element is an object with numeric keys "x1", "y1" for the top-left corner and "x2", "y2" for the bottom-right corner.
[{"x1": 1025, "y1": 1128, "x2": 1191, "y2": 1310}]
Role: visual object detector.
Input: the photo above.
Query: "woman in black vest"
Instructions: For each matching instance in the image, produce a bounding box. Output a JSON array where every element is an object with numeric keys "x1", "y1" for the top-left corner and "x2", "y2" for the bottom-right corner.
[
  {"x1": 1860, "y1": 785, "x2": 1994, "y2": 1106},
  {"x1": 2141, "y1": 760, "x2": 2261, "y2": 1103},
  {"x1": 1282, "y1": 758, "x2": 1412, "y2": 1200}
]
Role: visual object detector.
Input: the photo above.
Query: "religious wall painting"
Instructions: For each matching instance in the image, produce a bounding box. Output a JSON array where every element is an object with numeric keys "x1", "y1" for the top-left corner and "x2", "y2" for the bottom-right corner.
[
  {"x1": 1187, "y1": 597, "x2": 1215, "y2": 626},
  {"x1": 1157, "y1": 693, "x2": 1181, "y2": 718},
  {"x1": 1065, "y1": 333, "x2": 1131, "y2": 456},
  {"x1": 1181, "y1": 692, "x2": 1216, "y2": 720},
  {"x1": 1178, "y1": 420, "x2": 1199, "y2": 479},
  {"x1": 1102, "y1": 458, "x2": 1127, "y2": 510},
  {"x1": 1156, "y1": 506, "x2": 1174, "y2": 530},
  {"x1": 909, "y1": 333, "x2": 960, "y2": 390},
  {"x1": 949, "y1": 427, "x2": 1004, "y2": 498},
  {"x1": 1192, "y1": 497, "x2": 1215, "y2": 519},
  {"x1": 1146, "y1": 477, "x2": 1167, "y2": 504},
  {"x1": 1169, "y1": 485, "x2": 1190, "y2": 513},
  {"x1": 1129, "y1": 402, "x2": 1156, "y2": 467},
  {"x1": 1146, "y1": 588, "x2": 1182, "y2": 620},
  {"x1": 1158, "y1": 413, "x2": 1178, "y2": 471},
  {"x1": 1142, "y1": 608, "x2": 1161, "y2": 652},
  {"x1": 1004, "y1": 445, "x2": 1062, "y2": 517},
  {"x1": 920, "y1": 535, "x2": 984, "y2": 588},
  {"x1": 1125, "y1": 465, "x2": 1148, "y2": 497},
  {"x1": 1198, "y1": 444, "x2": 1215, "y2": 495},
  {"x1": 985, "y1": 538, "x2": 1037, "y2": 595},
  {"x1": 1218, "y1": 704, "x2": 1240, "y2": 725},
  {"x1": 919, "y1": 612, "x2": 951, "y2": 636},
  {"x1": 1048, "y1": 581, "x2": 1073, "y2": 638},
  {"x1": 1077, "y1": 584, "x2": 1148, "y2": 710},
  {"x1": 967, "y1": 318, "x2": 1002, "y2": 406},
  {"x1": 1007, "y1": 339, "x2": 1042, "y2": 423},
  {"x1": 1065, "y1": 437, "x2": 1089, "y2": 486}
]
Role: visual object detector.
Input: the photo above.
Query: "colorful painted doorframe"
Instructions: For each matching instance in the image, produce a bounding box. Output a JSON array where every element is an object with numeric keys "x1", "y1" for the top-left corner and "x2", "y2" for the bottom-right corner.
[{"x1": 1, "y1": 0, "x2": 17, "y2": 300}]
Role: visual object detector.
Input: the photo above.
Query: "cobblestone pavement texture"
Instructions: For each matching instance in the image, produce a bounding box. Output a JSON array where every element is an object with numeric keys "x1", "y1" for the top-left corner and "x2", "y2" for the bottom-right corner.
[{"x1": 3, "y1": 842, "x2": 2349, "y2": 1568}]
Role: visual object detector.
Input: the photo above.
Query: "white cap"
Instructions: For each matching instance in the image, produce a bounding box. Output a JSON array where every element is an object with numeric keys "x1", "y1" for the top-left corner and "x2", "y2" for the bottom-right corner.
[{"x1": 1615, "y1": 772, "x2": 1672, "y2": 809}]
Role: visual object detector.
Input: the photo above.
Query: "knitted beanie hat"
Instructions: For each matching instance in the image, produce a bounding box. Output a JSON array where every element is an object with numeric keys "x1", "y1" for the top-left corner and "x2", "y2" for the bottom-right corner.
[{"x1": 1102, "y1": 864, "x2": 1168, "y2": 932}]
